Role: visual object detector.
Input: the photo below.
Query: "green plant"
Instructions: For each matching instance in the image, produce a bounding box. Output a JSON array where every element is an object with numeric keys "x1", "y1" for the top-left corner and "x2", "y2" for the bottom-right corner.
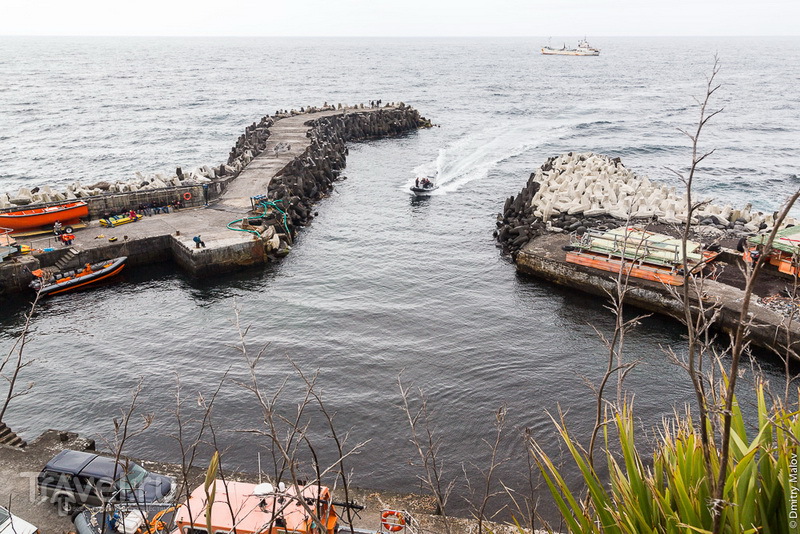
[{"x1": 530, "y1": 381, "x2": 799, "y2": 533}]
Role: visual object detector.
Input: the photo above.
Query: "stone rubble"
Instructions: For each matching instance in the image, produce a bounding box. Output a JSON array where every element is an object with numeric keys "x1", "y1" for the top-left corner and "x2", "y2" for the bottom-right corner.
[{"x1": 496, "y1": 152, "x2": 793, "y2": 256}]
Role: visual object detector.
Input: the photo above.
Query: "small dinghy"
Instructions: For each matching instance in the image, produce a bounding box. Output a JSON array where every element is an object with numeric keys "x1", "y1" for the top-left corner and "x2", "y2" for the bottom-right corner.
[
  {"x1": 410, "y1": 176, "x2": 438, "y2": 196},
  {"x1": 30, "y1": 256, "x2": 127, "y2": 296}
]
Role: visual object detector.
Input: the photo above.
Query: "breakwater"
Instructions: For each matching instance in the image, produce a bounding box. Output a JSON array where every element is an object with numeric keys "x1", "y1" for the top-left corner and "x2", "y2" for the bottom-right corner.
[
  {"x1": 496, "y1": 152, "x2": 787, "y2": 257},
  {"x1": 497, "y1": 152, "x2": 800, "y2": 358},
  {"x1": 0, "y1": 104, "x2": 430, "y2": 295},
  {"x1": 266, "y1": 105, "x2": 429, "y2": 230}
]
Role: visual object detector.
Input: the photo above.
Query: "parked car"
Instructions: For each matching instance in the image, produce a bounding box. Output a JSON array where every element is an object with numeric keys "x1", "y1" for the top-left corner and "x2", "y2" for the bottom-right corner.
[
  {"x1": 37, "y1": 450, "x2": 175, "y2": 515},
  {"x1": 0, "y1": 506, "x2": 39, "y2": 534}
]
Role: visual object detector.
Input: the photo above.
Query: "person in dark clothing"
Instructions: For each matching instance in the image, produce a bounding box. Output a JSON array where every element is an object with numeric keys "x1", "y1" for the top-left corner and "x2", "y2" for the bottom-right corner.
[{"x1": 193, "y1": 235, "x2": 206, "y2": 248}]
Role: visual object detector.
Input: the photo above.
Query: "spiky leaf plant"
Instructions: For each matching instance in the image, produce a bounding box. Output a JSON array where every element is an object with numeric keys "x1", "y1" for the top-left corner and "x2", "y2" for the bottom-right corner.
[{"x1": 531, "y1": 382, "x2": 799, "y2": 534}]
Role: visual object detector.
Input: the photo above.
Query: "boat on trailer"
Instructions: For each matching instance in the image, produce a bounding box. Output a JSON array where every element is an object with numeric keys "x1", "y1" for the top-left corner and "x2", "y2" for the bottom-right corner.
[
  {"x1": 73, "y1": 479, "x2": 419, "y2": 534},
  {"x1": 30, "y1": 256, "x2": 127, "y2": 296},
  {"x1": 565, "y1": 227, "x2": 718, "y2": 286},
  {"x1": 0, "y1": 201, "x2": 88, "y2": 233}
]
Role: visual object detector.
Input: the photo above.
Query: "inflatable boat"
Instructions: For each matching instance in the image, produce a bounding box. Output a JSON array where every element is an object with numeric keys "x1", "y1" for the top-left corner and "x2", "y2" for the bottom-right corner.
[
  {"x1": 410, "y1": 177, "x2": 438, "y2": 196},
  {"x1": 30, "y1": 256, "x2": 127, "y2": 296}
]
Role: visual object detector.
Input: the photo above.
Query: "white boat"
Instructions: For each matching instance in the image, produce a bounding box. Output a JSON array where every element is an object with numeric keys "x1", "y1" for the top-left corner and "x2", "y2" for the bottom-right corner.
[
  {"x1": 541, "y1": 38, "x2": 600, "y2": 56},
  {"x1": 410, "y1": 177, "x2": 439, "y2": 196}
]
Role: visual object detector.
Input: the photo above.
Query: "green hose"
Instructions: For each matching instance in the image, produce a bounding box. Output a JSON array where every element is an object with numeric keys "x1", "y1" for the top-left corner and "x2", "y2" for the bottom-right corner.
[
  {"x1": 225, "y1": 199, "x2": 290, "y2": 237},
  {"x1": 225, "y1": 218, "x2": 262, "y2": 237},
  {"x1": 259, "y1": 200, "x2": 290, "y2": 235}
]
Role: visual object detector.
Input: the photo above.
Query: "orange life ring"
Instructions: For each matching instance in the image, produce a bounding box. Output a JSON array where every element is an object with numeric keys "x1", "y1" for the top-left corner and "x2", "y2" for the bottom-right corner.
[
  {"x1": 380, "y1": 510, "x2": 405, "y2": 532},
  {"x1": 183, "y1": 191, "x2": 192, "y2": 201}
]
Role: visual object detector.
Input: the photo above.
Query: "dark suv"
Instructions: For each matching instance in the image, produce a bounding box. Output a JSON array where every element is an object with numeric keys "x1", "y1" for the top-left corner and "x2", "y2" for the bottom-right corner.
[{"x1": 37, "y1": 450, "x2": 175, "y2": 515}]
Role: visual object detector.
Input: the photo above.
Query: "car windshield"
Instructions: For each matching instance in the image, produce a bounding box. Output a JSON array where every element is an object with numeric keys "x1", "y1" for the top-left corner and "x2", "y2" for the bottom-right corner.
[
  {"x1": 0, "y1": 507, "x2": 9, "y2": 523},
  {"x1": 114, "y1": 463, "x2": 149, "y2": 492}
]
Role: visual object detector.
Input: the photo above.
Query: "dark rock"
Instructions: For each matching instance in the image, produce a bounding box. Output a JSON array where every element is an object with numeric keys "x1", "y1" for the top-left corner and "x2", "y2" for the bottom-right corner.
[{"x1": 512, "y1": 234, "x2": 529, "y2": 247}]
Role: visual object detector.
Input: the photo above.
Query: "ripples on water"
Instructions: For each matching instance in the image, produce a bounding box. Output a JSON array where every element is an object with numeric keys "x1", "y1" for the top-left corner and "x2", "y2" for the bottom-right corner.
[{"x1": 0, "y1": 36, "x2": 798, "y2": 517}]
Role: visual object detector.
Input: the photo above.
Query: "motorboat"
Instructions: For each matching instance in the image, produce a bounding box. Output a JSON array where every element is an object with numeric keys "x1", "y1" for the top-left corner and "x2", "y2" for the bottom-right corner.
[
  {"x1": 0, "y1": 201, "x2": 88, "y2": 232},
  {"x1": 73, "y1": 479, "x2": 418, "y2": 534},
  {"x1": 29, "y1": 256, "x2": 127, "y2": 296},
  {"x1": 541, "y1": 38, "x2": 600, "y2": 56},
  {"x1": 410, "y1": 177, "x2": 439, "y2": 196}
]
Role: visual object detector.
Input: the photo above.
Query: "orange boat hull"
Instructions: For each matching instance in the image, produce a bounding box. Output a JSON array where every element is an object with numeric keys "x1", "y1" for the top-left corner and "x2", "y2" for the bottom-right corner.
[
  {"x1": 0, "y1": 201, "x2": 88, "y2": 231},
  {"x1": 566, "y1": 251, "x2": 685, "y2": 286},
  {"x1": 47, "y1": 264, "x2": 125, "y2": 295}
]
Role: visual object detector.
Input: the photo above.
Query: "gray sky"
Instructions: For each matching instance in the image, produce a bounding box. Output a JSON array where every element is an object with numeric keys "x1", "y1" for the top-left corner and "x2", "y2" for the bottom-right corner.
[{"x1": 2, "y1": 0, "x2": 798, "y2": 36}]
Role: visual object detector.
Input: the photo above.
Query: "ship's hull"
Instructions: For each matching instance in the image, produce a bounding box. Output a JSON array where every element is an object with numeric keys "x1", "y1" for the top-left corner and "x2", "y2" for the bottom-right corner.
[
  {"x1": 0, "y1": 201, "x2": 89, "y2": 231},
  {"x1": 410, "y1": 185, "x2": 439, "y2": 196},
  {"x1": 30, "y1": 256, "x2": 127, "y2": 296},
  {"x1": 541, "y1": 47, "x2": 600, "y2": 56}
]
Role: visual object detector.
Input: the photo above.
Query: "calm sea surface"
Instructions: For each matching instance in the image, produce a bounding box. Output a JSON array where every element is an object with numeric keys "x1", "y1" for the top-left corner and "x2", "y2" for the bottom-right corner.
[{"x1": 1, "y1": 37, "x2": 798, "y2": 518}]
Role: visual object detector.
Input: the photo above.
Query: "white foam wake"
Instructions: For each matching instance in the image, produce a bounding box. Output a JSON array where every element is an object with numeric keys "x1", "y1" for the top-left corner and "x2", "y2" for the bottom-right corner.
[{"x1": 409, "y1": 122, "x2": 565, "y2": 195}]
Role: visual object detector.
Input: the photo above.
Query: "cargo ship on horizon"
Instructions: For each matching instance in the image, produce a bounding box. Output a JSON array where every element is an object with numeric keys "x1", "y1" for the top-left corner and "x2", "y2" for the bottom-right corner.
[{"x1": 541, "y1": 38, "x2": 600, "y2": 56}]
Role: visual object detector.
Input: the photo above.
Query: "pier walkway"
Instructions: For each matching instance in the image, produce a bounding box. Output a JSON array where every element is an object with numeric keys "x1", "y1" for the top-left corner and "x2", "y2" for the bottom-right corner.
[{"x1": 220, "y1": 109, "x2": 347, "y2": 210}]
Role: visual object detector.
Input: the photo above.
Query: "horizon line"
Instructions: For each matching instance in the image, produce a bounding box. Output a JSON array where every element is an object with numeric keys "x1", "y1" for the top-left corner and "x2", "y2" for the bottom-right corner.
[{"x1": 1, "y1": 34, "x2": 799, "y2": 38}]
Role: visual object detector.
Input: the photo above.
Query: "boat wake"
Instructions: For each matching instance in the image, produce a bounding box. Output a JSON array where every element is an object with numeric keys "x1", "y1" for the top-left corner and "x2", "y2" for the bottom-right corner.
[{"x1": 409, "y1": 123, "x2": 565, "y2": 194}]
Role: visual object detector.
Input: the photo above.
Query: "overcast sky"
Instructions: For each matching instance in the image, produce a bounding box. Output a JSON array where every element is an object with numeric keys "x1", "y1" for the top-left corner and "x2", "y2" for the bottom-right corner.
[{"x1": 2, "y1": 0, "x2": 798, "y2": 36}]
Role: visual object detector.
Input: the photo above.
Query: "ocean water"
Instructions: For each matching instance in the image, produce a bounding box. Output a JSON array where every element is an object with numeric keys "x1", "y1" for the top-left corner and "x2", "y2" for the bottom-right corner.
[{"x1": 1, "y1": 36, "x2": 799, "y2": 519}]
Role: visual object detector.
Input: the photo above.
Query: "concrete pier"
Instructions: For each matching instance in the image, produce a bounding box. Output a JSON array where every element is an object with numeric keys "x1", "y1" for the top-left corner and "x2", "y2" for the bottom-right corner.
[
  {"x1": 0, "y1": 105, "x2": 429, "y2": 294},
  {"x1": 496, "y1": 152, "x2": 800, "y2": 359},
  {"x1": 514, "y1": 230, "x2": 800, "y2": 360}
]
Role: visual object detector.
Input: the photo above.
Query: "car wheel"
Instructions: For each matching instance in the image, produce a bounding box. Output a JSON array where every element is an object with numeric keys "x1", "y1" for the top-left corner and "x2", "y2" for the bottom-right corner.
[{"x1": 56, "y1": 494, "x2": 75, "y2": 516}]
